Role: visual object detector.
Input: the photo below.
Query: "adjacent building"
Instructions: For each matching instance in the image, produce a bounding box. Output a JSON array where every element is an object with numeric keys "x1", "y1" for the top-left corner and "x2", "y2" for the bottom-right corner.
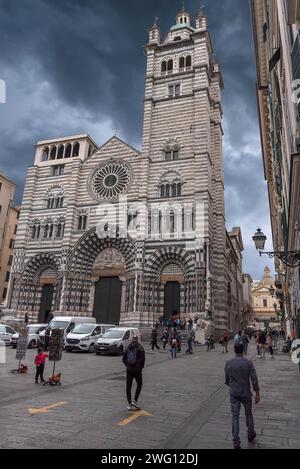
[
  {"x1": 251, "y1": 0, "x2": 300, "y2": 337},
  {"x1": 226, "y1": 227, "x2": 246, "y2": 333},
  {"x1": 0, "y1": 172, "x2": 19, "y2": 304},
  {"x1": 243, "y1": 273, "x2": 254, "y2": 328},
  {"x1": 252, "y1": 267, "x2": 280, "y2": 330}
]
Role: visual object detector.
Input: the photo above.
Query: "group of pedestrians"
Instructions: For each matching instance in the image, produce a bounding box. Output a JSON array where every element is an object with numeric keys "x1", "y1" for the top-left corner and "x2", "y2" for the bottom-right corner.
[
  {"x1": 150, "y1": 325, "x2": 195, "y2": 358},
  {"x1": 122, "y1": 330, "x2": 262, "y2": 450},
  {"x1": 160, "y1": 313, "x2": 195, "y2": 331},
  {"x1": 255, "y1": 330, "x2": 274, "y2": 359}
]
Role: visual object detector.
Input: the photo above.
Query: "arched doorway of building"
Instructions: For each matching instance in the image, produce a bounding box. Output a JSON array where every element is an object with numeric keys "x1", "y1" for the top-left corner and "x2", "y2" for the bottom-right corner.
[
  {"x1": 164, "y1": 281, "x2": 181, "y2": 319},
  {"x1": 93, "y1": 277, "x2": 122, "y2": 325},
  {"x1": 39, "y1": 284, "x2": 54, "y2": 323},
  {"x1": 37, "y1": 267, "x2": 58, "y2": 323},
  {"x1": 92, "y1": 248, "x2": 126, "y2": 325}
]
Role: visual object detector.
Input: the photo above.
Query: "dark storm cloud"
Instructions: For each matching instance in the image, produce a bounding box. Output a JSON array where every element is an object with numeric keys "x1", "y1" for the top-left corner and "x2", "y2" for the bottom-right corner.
[{"x1": 0, "y1": 0, "x2": 273, "y2": 279}]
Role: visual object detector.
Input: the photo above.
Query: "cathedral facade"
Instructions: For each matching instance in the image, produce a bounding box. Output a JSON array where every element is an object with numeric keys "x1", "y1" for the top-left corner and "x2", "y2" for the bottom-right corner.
[{"x1": 6, "y1": 8, "x2": 229, "y2": 336}]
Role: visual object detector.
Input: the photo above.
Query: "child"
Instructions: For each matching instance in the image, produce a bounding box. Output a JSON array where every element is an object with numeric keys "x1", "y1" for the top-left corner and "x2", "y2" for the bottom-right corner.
[
  {"x1": 186, "y1": 331, "x2": 194, "y2": 355},
  {"x1": 161, "y1": 330, "x2": 169, "y2": 350},
  {"x1": 34, "y1": 349, "x2": 49, "y2": 384},
  {"x1": 171, "y1": 337, "x2": 178, "y2": 359}
]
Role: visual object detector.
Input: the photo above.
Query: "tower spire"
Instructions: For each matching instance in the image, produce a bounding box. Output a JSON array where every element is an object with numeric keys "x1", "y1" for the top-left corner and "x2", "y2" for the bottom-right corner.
[
  {"x1": 198, "y1": 4, "x2": 206, "y2": 17},
  {"x1": 196, "y1": 4, "x2": 207, "y2": 31},
  {"x1": 152, "y1": 16, "x2": 159, "y2": 28},
  {"x1": 148, "y1": 16, "x2": 160, "y2": 45}
]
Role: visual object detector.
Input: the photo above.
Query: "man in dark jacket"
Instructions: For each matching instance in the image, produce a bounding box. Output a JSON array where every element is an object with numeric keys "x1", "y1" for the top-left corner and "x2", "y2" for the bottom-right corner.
[
  {"x1": 122, "y1": 336, "x2": 145, "y2": 411},
  {"x1": 225, "y1": 343, "x2": 260, "y2": 449}
]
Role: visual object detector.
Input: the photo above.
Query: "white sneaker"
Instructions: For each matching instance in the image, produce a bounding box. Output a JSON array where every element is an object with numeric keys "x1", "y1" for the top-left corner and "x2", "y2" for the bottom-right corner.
[
  {"x1": 127, "y1": 404, "x2": 133, "y2": 411},
  {"x1": 131, "y1": 401, "x2": 140, "y2": 411}
]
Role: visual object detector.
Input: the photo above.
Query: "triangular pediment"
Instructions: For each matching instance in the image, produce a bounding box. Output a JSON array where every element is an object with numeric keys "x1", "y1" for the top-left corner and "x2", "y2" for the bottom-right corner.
[
  {"x1": 252, "y1": 285, "x2": 272, "y2": 294},
  {"x1": 85, "y1": 136, "x2": 141, "y2": 165}
]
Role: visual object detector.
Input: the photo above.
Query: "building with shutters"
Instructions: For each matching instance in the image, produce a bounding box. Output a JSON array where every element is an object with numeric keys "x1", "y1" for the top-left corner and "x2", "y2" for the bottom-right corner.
[
  {"x1": 5, "y1": 8, "x2": 242, "y2": 337},
  {"x1": 251, "y1": 0, "x2": 300, "y2": 337},
  {"x1": 0, "y1": 172, "x2": 19, "y2": 305}
]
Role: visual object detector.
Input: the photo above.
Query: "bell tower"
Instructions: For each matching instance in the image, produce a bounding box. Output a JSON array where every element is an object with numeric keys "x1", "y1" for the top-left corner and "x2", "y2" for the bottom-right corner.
[{"x1": 141, "y1": 7, "x2": 228, "y2": 337}]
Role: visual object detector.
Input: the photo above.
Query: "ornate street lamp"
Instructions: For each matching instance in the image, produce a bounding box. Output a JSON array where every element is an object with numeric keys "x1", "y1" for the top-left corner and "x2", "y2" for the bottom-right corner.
[
  {"x1": 252, "y1": 228, "x2": 300, "y2": 268},
  {"x1": 269, "y1": 285, "x2": 276, "y2": 297}
]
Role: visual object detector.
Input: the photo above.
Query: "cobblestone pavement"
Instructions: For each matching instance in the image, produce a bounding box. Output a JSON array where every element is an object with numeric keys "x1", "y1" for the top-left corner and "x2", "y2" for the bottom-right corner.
[{"x1": 0, "y1": 342, "x2": 299, "y2": 449}]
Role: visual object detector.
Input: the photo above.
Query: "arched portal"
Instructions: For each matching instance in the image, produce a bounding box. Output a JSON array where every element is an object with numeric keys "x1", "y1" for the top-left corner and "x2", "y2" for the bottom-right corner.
[
  {"x1": 16, "y1": 254, "x2": 60, "y2": 323},
  {"x1": 38, "y1": 268, "x2": 58, "y2": 323},
  {"x1": 144, "y1": 247, "x2": 197, "y2": 321},
  {"x1": 65, "y1": 229, "x2": 137, "y2": 322},
  {"x1": 160, "y1": 263, "x2": 184, "y2": 320},
  {"x1": 91, "y1": 249, "x2": 126, "y2": 325}
]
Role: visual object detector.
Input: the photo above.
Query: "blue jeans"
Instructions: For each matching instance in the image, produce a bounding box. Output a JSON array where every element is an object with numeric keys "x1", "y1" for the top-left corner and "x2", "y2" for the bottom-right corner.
[
  {"x1": 230, "y1": 396, "x2": 255, "y2": 446},
  {"x1": 171, "y1": 346, "x2": 177, "y2": 358},
  {"x1": 243, "y1": 343, "x2": 248, "y2": 354}
]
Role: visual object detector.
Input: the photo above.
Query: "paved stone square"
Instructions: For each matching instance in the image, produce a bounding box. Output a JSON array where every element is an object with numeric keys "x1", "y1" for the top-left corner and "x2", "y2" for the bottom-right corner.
[{"x1": 0, "y1": 342, "x2": 299, "y2": 449}]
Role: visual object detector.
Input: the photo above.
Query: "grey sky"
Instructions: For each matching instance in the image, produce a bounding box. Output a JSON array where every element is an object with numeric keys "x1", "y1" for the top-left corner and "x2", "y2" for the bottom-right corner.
[{"x1": 0, "y1": 0, "x2": 275, "y2": 280}]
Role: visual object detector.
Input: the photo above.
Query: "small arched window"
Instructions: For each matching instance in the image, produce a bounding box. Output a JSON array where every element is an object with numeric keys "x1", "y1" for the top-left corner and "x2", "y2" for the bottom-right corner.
[
  {"x1": 42, "y1": 147, "x2": 49, "y2": 161},
  {"x1": 167, "y1": 60, "x2": 173, "y2": 73},
  {"x1": 161, "y1": 61, "x2": 167, "y2": 74},
  {"x1": 166, "y1": 185, "x2": 170, "y2": 198},
  {"x1": 170, "y1": 211, "x2": 175, "y2": 234},
  {"x1": 65, "y1": 144, "x2": 72, "y2": 158},
  {"x1": 56, "y1": 223, "x2": 65, "y2": 238},
  {"x1": 177, "y1": 183, "x2": 182, "y2": 197},
  {"x1": 174, "y1": 36, "x2": 182, "y2": 42},
  {"x1": 172, "y1": 183, "x2": 177, "y2": 197},
  {"x1": 44, "y1": 225, "x2": 49, "y2": 238},
  {"x1": 186, "y1": 55, "x2": 192, "y2": 69},
  {"x1": 57, "y1": 145, "x2": 64, "y2": 159},
  {"x1": 164, "y1": 147, "x2": 179, "y2": 161},
  {"x1": 179, "y1": 57, "x2": 185, "y2": 70},
  {"x1": 50, "y1": 146, "x2": 57, "y2": 160},
  {"x1": 161, "y1": 185, "x2": 165, "y2": 198},
  {"x1": 72, "y1": 142, "x2": 80, "y2": 157}
]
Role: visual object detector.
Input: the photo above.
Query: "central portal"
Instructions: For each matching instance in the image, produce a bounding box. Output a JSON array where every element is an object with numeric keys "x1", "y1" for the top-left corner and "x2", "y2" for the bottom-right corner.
[
  {"x1": 164, "y1": 281, "x2": 181, "y2": 319},
  {"x1": 93, "y1": 277, "x2": 122, "y2": 325}
]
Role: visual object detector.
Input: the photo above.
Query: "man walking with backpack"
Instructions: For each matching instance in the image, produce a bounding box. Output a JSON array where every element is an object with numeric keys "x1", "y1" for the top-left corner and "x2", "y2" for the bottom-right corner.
[
  {"x1": 122, "y1": 336, "x2": 145, "y2": 411},
  {"x1": 225, "y1": 343, "x2": 260, "y2": 449}
]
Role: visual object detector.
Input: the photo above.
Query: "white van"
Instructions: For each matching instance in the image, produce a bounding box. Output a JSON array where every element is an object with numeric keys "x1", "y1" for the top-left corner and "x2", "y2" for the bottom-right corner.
[
  {"x1": 39, "y1": 316, "x2": 96, "y2": 347},
  {"x1": 95, "y1": 327, "x2": 141, "y2": 356},
  {"x1": 65, "y1": 323, "x2": 116, "y2": 353},
  {"x1": 11, "y1": 324, "x2": 48, "y2": 349},
  {"x1": 0, "y1": 324, "x2": 17, "y2": 346}
]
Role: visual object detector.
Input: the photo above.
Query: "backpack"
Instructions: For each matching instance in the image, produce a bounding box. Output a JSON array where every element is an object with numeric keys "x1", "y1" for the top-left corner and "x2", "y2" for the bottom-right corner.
[{"x1": 127, "y1": 348, "x2": 137, "y2": 366}]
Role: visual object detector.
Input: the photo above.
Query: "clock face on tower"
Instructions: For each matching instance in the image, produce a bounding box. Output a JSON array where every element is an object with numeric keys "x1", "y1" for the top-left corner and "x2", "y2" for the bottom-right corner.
[{"x1": 89, "y1": 161, "x2": 132, "y2": 200}]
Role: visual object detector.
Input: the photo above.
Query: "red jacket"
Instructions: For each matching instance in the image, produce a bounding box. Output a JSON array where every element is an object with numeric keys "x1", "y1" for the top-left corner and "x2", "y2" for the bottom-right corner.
[{"x1": 35, "y1": 353, "x2": 49, "y2": 366}]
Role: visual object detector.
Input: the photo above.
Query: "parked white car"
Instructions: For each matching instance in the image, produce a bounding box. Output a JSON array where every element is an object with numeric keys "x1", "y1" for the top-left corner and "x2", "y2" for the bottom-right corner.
[
  {"x1": 39, "y1": 316, "x2": 96, "y2": 348},
  {"x1": 65, "y1": 323, "x2": 116, "y2": 353},
  {"x1": 11, "y1": 324, "x2": 48, "y2": 349},
  {"x1": 95, "y1": 327, "x2": 141, "y2": 356},
  {"x1": 0, "y1": 324, "x2": 17, "y2": 346}
]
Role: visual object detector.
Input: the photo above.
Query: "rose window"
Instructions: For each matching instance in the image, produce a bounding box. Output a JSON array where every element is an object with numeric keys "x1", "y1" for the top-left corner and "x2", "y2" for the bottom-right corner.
[{"x1": 90, "y1": 161, "x2": 131, "y2": 200}]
